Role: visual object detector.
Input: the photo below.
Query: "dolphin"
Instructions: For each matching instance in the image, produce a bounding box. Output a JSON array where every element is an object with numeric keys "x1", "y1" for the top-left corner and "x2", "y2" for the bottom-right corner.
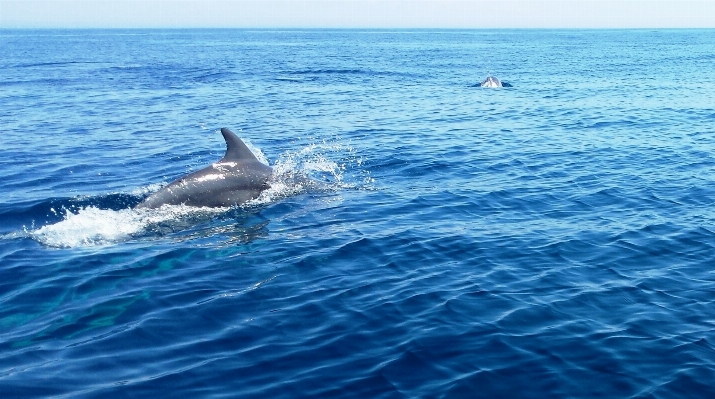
[
  {"x1": 476, "y1": 76, "x2": 513, "y2": 88},
  {"x1": 135, "y1": 128, "x2": 272, "y2": 209}
]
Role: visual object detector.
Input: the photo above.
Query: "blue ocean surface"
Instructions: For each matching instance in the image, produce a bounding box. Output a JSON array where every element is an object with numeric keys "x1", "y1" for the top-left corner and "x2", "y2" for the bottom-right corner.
[{"x1": 1, "y1": 29, "x2": 715, "y2": 398}]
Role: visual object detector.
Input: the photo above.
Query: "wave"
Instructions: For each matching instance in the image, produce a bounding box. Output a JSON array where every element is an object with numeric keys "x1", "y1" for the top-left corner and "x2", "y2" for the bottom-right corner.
[
  {"x1": 289, "y1": 69, "x2": 368, "y2": 75},
  {"x1": 280, "y1": 68, "x2": 423, "y2": 80},
  {"x1": 12, "y1": 61, "x2": 103, "y2": 68}
]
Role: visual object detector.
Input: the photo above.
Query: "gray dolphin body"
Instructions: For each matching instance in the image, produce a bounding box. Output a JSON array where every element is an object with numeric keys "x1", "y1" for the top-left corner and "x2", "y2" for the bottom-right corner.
[
  {"x1": 135, "y1": 128, "x2": 272, "y2": 209},
  {"x1": 478, "y1": 76, "x2": 513, "y2": 88}
]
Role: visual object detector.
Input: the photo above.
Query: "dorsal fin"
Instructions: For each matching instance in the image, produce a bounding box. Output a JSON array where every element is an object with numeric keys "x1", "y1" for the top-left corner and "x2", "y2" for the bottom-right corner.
[{"x1": 220, "y1": 128, "x2": 259, "y2": 163}]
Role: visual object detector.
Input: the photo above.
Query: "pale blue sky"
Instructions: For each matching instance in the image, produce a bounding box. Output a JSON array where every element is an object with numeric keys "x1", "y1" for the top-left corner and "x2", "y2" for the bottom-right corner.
[{"x1": 2, "y1": 1, "x2": 714, "y2": 28}]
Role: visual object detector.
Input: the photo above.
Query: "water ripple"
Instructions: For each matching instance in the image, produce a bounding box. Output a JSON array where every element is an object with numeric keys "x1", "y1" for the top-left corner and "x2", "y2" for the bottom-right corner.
[{"x1": 2, "y1": 28, "x2": 715, "y2": 399}]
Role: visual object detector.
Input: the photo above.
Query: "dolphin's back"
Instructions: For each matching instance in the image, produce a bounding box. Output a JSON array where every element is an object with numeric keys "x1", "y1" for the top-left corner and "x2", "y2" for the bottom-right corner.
[
  {"x1": 480, "y1": 76, "x2": 503, "y2": 88},
  {"x1": 135, "y1": 128, "x2": 273, "y2": 209}
]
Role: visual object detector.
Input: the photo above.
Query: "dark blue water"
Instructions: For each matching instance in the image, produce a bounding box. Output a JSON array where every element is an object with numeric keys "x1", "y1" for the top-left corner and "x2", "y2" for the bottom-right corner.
[{"x1": 2, "y1": 29, "x2": 715, "y2": 398}]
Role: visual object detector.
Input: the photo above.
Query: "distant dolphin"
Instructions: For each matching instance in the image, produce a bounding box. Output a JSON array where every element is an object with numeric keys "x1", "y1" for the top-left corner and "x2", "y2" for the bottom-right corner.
[
  {"x1": 135, "y1": 128, "x2": 272, "y2": 209},
  {"x1": 475, "y1": 76, "x2": 513, "y2": 88}
]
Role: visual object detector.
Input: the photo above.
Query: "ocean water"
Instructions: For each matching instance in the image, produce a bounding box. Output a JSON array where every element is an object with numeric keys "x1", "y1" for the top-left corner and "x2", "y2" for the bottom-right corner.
[{"x1": 2, "y1": 28, "x2": 715, "y2": 398}]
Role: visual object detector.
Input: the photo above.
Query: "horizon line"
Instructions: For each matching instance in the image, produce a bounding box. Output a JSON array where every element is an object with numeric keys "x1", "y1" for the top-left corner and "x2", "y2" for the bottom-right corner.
[{"x1": 3, "y1": 26, "x2": 715, "y2": 30}]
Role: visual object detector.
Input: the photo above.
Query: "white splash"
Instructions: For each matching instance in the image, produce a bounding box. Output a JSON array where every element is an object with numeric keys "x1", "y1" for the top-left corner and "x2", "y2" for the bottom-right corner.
[
  {"x1": 29, "y1": 205, "x2": 225, "y2": 248},
  {"x1": 247, "y1": 139, "x2": 359, "y2": 206},
  {"x1": 31, "y1": 207, "x2": 144, "y2": 247}
]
